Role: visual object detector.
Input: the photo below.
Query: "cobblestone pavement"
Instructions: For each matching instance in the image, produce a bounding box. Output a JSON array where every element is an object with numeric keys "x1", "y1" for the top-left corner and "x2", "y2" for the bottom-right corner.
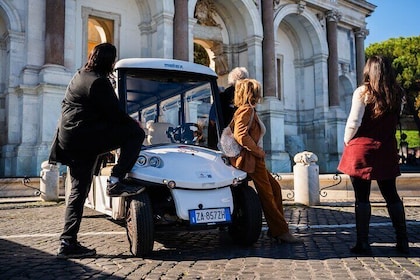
[{"x1": 0, "y1": 201, "x2": 419, "y2": 280}]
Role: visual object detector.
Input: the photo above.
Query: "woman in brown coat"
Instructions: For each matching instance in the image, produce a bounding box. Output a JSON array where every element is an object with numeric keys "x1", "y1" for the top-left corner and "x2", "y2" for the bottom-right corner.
[
  {"x1": 338, "y1": 55, "x2": 409, "y2": 254},
  {"x1": 230, "y1": 78, "x2": 302, "y2": 243}
]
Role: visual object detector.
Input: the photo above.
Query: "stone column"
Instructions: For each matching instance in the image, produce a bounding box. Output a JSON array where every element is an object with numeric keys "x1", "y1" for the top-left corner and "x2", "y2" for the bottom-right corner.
[
  {"x1": 261, "y1": 0, "x2": 276, "y2": 96},
  {"x1": 355, "y1": 28, "x2": 369, "y2": 86},
  {"x1": 326, "y1": 10, "x2": 341, "y2": 107},
  {"x1": 173, "y1": 0, "x2": 189, "y2": 61},
  {"x1": 45, "y1": 0, "x2": 65, "y2": 65}
]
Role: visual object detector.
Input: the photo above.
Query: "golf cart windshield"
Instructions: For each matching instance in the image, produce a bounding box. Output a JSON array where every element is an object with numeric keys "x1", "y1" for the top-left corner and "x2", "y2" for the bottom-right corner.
[{"x1": 114, "y1": 58, "x2": 222, "y2": 147}]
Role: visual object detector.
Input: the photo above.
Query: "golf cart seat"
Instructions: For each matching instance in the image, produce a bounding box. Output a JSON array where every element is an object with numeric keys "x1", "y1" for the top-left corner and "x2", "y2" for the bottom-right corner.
[{"x1": 146, "y1": 122, "x2": 174, "y2": 145}]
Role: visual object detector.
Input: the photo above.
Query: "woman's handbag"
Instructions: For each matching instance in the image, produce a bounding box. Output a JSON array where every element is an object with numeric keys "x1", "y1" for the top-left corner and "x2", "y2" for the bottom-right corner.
[
  {"x1": 218, "y1": 109, "x2": 254, "y2": 157},
  {"x1": 218, "y1": 125, "x2": 242, "y2": 157}
]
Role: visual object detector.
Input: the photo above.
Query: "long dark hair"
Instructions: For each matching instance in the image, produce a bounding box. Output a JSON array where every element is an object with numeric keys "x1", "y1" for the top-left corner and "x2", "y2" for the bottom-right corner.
[
  {"x1": 362, "y1": 55, "x2": 403, "y2": 118},
  {"x1": 84, "y1": 43, "x2": 116, "y2": 77}
]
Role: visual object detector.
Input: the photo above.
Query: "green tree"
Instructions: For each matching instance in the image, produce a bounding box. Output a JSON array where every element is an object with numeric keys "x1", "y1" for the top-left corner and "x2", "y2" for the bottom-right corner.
[
  {"x1": 366, "y1": 36, "x2": 420, "y2": 131},
  {"x1": 193, "y1": 43, "x2": 210, "y2": 66}
]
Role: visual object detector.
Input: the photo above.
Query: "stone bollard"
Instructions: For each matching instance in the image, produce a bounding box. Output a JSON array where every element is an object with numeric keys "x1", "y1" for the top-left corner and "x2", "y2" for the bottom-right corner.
[
  {"x1": 293, "y1": 151, "x2": 320, "y2": 206},
  {"x1": 40, "y1": 161, "x2": 59, "y2": 201}
]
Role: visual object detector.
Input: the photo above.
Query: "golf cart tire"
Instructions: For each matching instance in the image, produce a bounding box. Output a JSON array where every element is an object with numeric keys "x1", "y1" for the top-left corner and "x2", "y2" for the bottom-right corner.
[
  {"x1": 228, "y1": 185, "x2": 262, "y2": 246},
  {"x1": 125, "y1": 192, "x2": 154, "y2": 257}
]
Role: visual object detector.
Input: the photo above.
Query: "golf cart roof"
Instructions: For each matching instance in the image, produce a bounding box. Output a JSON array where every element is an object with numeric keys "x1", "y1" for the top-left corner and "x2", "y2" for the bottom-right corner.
[
  {"x1": 114, "y1": 58, "x2": 219, "y2": 115},
  {"x1": 114, "y1": 58, "x2": 217, "y2": 77}
]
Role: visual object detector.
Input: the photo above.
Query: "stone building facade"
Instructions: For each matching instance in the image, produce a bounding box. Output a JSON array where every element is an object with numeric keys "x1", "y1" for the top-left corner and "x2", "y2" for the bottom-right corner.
[{"x1": 0, "y1": 0, "x2": 375, "y2": 176}]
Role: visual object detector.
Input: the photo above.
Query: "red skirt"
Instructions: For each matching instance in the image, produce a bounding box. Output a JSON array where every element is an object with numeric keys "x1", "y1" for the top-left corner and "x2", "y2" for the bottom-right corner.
[{"x1": 337, "y1": 136, "x2": 400, "y2": 180}]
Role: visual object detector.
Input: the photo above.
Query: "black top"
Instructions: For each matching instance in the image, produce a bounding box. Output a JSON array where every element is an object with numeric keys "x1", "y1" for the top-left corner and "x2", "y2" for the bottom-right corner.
[
  {"x1": 58, "y1": 69, "x2": 134, "y2": 155},
  {"x1": 220, "y1": 85, "x2": 236, "y2": 126}
]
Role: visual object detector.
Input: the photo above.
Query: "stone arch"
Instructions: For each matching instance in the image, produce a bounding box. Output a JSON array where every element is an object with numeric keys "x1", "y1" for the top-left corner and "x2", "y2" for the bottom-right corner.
[
  {"x1": 0, "y1": 0, "x2": 24, "y2": 32},
  {"x1": 274, "y1": 4, "x2": 327, "y2": 55},
  {"x1": 190, "y1": 0, "x2": 263, "y2": 85},
  {"x1": 194, "y1": 39, "x2": 216, "y2": 69},
  {"x1": 274, "y1": 4, "x2": 327, "y2": 113},
  {"x1": 191, "y1": 1, "x2": 229, "y2": 77},
  {"x1": 0, "y1": 1, "x2": 25, "y2": 175},
  {"x1": 134, "y1": 0, "x2": 173, "y2": 58},
  {"x1": 134, "y1": 0, "x2": 153, "y2": 23},
  {"x1": 0, "y1": 1, "x2": 25, "y2": 84},
  {"x1": 189, "y1": 0, "x2": 263, "y2": 39},
  {"x1": 125, "y1": 0, "x2": 154, "y2": 58},
  {"x1": 273, "y1": 3, "x2": 330, "y2": 169}
]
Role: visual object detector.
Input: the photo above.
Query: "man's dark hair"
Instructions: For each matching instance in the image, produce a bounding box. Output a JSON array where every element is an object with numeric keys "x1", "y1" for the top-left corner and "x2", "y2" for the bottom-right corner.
[{"x1": 84, "y1": 43, "x2": 116, "y2": 76}]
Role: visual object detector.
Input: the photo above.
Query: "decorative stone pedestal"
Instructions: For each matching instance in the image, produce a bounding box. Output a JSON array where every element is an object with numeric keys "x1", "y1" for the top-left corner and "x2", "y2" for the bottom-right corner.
[
  {"x1": 40, "y1": 161, "x2": 59, "y2": 201},
  {"x1": 293, "y1": 151, "x2": 320, "y2": 206}
]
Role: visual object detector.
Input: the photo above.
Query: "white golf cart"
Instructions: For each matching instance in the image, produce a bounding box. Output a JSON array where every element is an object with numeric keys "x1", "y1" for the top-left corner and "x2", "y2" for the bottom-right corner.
[{"x1": 82, "y1": 58, "x2": 262, "y2": 257}]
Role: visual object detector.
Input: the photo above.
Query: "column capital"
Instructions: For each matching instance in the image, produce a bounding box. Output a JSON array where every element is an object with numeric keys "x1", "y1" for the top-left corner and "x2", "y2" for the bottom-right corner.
[
  {"x1": 326, "y1": 9, "x2": 341, "y2": 22},
  {"x1": 354, "y1": 27, "x2": 369, "y2": 39}
]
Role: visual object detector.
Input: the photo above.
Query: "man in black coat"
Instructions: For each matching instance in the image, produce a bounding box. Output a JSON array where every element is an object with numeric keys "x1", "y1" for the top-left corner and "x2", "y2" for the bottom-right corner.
[{"x1": 50, "y1": 43, "x2": 145, "y2": 258}]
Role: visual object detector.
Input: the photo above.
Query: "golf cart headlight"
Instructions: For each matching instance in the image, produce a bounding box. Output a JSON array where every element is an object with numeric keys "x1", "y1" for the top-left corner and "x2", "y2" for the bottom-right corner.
[
  {"x1": 137, "y1": 155, "x2": 147, "y2": 166},
  {"x1": 149, "y1": 156, "x2": 162, "y2": 167},
  {"x1": 163, "y1": 179, "x2": 176, "y2": 189}
]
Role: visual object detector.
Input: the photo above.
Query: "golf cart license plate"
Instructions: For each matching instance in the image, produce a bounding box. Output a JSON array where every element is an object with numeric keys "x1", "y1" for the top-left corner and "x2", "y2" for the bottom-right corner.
[{"x1": 189, "y1": 208, "x2": 231, "y2": 224}]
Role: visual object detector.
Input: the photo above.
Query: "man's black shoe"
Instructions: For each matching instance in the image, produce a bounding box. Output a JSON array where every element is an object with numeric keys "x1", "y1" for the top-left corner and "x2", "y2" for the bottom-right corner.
[
  {"x1": 57, "y1": 240, "x2": 96, "y2": 258},
  {"x1": 106, "y1": 180, "x2": 144, "y2": 197}
]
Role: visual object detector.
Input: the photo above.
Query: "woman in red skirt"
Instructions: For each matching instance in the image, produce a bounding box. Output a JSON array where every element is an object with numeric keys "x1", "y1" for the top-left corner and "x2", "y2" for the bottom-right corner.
[{"x1": 338, "y1": 55, "x2": 409, "y2": 255}]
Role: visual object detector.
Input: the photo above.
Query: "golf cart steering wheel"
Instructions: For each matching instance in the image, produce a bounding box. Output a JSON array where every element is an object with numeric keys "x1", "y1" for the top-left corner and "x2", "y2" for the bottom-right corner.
[{"x1": 167, "y1": 123, "x2": 199, "y2": 144}]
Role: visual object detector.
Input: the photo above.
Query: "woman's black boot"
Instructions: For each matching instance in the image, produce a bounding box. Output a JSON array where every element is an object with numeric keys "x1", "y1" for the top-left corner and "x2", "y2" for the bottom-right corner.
[
  {"x1": 350, "y1": 202, "x2": 372, "y2": 255},
  {"x1": 387, "y1": 201, "x2": 409, "y2": 254}
]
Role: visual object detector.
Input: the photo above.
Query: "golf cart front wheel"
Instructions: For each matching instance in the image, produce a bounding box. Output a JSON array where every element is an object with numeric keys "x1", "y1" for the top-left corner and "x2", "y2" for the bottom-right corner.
[{"x1": 125, "y1": 191, "x2": 154, "y2": 257}]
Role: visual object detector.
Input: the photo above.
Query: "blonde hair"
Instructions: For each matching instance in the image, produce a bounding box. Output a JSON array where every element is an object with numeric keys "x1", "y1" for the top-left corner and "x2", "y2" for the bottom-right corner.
[
  {"x1": 233, "y1": 78, "x2": 261, "y2": 107},
  {"x1": 228, "y1": 67, "x2": 249, "y2": 85}
]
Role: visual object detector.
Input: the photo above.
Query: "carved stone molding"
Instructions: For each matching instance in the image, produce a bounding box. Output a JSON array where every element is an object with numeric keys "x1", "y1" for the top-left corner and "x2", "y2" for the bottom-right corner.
[
  {"x1": 326, "y1": 9, "x2": 342, "y2": 22},
  {"x1": 296, "y1": 0, "x2": 306, "y2": 14},
  {"x1": 274, "y1": 0, "x2": 281, "y2": 10},
  {"x1": 294, "y1": 151, "x2": 318, "y2": 166},
  {"x1": 340, "y1": 62, "x2": 350, "y2": 74},
  {"x1": 194, "y1": 0, "x2": 219, "y2": 27},
  {"x1": 211, "y1": 42, "x2": 229, "y2": 75}
]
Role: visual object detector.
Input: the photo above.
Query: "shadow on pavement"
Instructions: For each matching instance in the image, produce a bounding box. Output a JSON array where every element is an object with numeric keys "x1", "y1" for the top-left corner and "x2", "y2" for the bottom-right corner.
[
  {"x1": 0, "y1": 239, "x2": 124, "y2": 279},
  {"x1": 147, "y1": 206, "x2": 419, "y2": 261}
]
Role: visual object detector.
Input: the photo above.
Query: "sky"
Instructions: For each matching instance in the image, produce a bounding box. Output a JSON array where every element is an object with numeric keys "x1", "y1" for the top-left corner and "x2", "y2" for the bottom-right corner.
[{"x1": 364, "y1": 0, "x2": 420, "y2": 47}]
